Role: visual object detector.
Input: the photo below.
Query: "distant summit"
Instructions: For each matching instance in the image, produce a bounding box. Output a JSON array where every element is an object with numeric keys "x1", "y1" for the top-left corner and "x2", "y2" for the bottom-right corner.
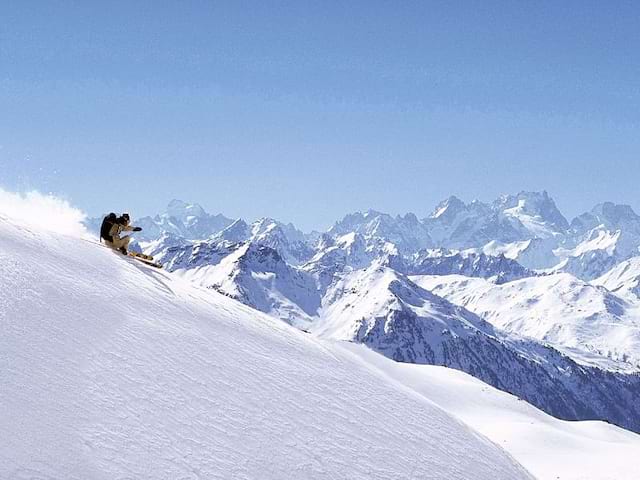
[
  {"x1": 134, "y1": 200, "x2": 234, "y2": 241},
  {"x1": 495, "y1": 190, "x2": 569, "y2": 235},
  {"x1": 84, "y1": 191, "x2": 640, "y2": 282},
  {"x1": 165, "y1": 199, "x2": 207, "y2": 221}
]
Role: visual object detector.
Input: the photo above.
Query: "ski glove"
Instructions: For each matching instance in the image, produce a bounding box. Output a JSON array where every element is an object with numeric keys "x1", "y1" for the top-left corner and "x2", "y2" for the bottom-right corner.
[{"x1": 133, "y1": 227, "x2": 142, "y2": 232}]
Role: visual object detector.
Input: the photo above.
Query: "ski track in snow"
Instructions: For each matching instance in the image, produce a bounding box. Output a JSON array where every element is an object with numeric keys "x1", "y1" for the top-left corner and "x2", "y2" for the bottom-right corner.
[{"x1": 0, "y1": 218, "x2": 532, "y2": 480}]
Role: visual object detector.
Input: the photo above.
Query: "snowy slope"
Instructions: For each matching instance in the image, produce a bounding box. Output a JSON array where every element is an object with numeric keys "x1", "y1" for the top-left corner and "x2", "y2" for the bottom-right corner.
[
  {"x1": 471, "y1": 238, "x2": 561, "y2": 270},
  {"x1": 346, "y1": 344, "x2": 640, "y2": 480},
  {"x1": 553, "y1": 229, "x2": 635, "y2": 280},
  {"x1": 314, "y1": 265, "x2": 640, "y2": 432},
  {"x1": 412, "y1": 273, "x2": 640, "y2": 371},
  {"x1": 594, "y1": 256, "x2": 640, "y2": 301},
  {"x1": 0, "y1": 214, "x2": 536, "y2": 479},
  {"x1": 174, "y1": 242, "x2": 321, "y2": 328}
]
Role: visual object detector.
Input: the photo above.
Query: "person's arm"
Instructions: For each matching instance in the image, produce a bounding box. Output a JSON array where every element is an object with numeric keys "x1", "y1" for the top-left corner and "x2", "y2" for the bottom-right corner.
[{"x1": 122, "y1": 224, "x2": 143, "y2": 232}]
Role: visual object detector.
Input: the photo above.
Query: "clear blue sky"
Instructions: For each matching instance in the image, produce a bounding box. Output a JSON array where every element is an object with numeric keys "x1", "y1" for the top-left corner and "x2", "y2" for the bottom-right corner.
[{"x1": 2, "y1": 1, "x2": 639, "y2": 231}]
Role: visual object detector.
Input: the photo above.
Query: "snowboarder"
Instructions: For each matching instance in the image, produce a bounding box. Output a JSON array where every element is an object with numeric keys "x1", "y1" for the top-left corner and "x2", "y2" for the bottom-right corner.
[{"x1": 100, "y1": 212, "x2": 142, "y2": 255}]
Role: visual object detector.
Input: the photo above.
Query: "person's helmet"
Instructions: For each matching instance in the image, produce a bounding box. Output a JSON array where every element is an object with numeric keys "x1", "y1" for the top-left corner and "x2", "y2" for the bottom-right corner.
[{"x1": 122, "y1": 213, "x2": 130, "y2": 224}]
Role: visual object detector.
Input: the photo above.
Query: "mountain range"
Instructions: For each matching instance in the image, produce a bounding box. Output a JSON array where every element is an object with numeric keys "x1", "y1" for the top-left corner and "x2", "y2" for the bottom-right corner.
[
  {"x1": 85, "y1": 191, "x2": 640, "y2": 434},
  {"x1": 4, "y1": 189, "x2": 640, "y2": 479},
  {"x1": 92, "y1": 191, "x2": 640, "y2": 279}
]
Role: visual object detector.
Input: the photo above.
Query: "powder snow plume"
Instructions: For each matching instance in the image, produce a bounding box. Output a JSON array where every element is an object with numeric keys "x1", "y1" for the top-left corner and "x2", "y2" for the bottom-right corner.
[{"x1": 0, "y1": 188, "x2": 88, "y2": 238}]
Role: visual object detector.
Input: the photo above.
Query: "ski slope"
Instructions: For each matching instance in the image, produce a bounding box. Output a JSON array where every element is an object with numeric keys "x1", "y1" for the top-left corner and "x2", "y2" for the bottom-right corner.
[
  {"x1": 0, "y1": 214, "x2": 531, "y2": 479},
  {"x1": 346, "y1": 344, "x2": 640, "y2": 480}
]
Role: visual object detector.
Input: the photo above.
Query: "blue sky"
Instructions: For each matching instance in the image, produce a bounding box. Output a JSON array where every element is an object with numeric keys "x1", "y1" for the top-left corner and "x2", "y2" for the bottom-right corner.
[{"x1": 2, "y1": 1, "x2": 640, "y2": 231}]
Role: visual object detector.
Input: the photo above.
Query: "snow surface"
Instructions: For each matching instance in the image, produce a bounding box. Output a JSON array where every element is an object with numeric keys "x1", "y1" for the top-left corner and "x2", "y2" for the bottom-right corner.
[
  {"x1": 497, "y1": 191, "x2": 570, "y2": 237},
  {"x1": 469, "y1": 238, "x2": 561, "y2": 270},
  {"x1": 412, "y1": 273, "x2": 640, "y2": 371},
  {"x1": 594, "y1": 256, "x2": 640, "y2": 301},
  {"x1": 174, "y1": 242, "x2": 320, "y2": 328},
  {"x1": 0, "y1": 215, "x2": 532, "y2": 480},
  {"x1": 346, "y1": 344, "x2": 640, "y2": 480}
]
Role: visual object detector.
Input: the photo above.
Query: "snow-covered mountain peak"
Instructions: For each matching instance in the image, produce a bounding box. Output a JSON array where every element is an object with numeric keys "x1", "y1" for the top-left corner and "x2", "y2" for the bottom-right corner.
[
  {"x1": 329, "y1": 209, "x2": 431, "y2": 254},
  {"x1": 302, "y1": 232, "x2": 373, "y2": 292},
  {"x1": 571, "y1": 202, "x2": 640, "y2": 236},
  {"x1": 424, "y1": 191, "x2": 569, "y2": 249},
  {"x1": 401, "y1": 212, "x2": 420, "y2": 224},
  {"x1": 316, "y1": 265, "x2": 490, "y2": 341},
  {"x1": 430, "y1": 195, "x2": 467, "y2": 221},
  {"x1": 495, "y1": 190, "x2": 569, "y2": 235},
  {"x1": 591, "y1": 202, "x2": 640, "y2": 225},
  {"x1": 302, "y1": 231, "x2": 405, "y2": 295},
  {"x1": 329, "y1": 210, "x2": 383, "y2": 235},
  {"x1": 248, "y1": 217, "x2": 312, "y2": 265},
  {"x1": 238, "y1": 241, "x2": 285, "y2": 269},
  {"x1": 251, "y1": 217, "x2": 307, "y2": 243},
  {"x1": 174, "y1": 241, "x2": 321, "y2": 327},
  {"x1": 574, "y1": 229, "x2": 622, "y2": 256},
  {"x1": 557, "y1": 202, "x2": 640, "y2": 280},
  {"x1": 123, "y1": 200, "x2": 234, "y2": 241},
  {"x1": 140, "y1": 230, "x2": 190, "y2": 259},
  {"x1": 212, "y1": 217, "x2": 250, "y2": 243},
  {"x1": 165, "y1": 199, "x2": 206, "y2": 221},
  {"x1": 251, "y1": 216, "x2": 279, "y2": 236}
]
